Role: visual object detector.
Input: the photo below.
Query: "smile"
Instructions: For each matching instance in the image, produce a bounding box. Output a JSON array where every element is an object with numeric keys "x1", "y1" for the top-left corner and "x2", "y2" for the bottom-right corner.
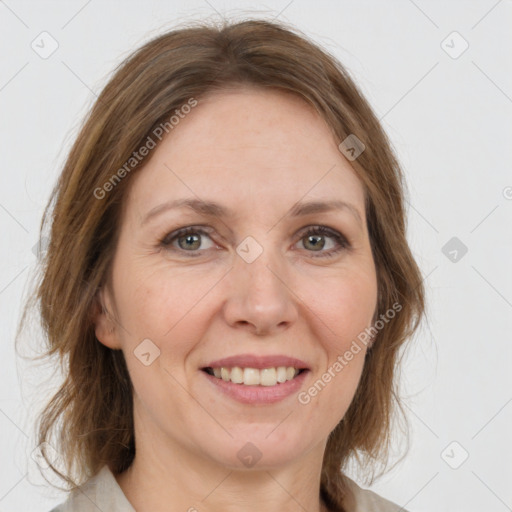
[
  {"x1": 203, "y1": 366, "x2": 306, "y2": 386},
  {"x1": 201, "y1": 367, "x2": 310, "y2": 405}
]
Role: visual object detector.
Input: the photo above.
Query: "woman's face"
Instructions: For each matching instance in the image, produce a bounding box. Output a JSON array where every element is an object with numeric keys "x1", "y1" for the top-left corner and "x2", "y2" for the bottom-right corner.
[{"x1": 96, "y1": 87, "x2": 378, "y2": 471}]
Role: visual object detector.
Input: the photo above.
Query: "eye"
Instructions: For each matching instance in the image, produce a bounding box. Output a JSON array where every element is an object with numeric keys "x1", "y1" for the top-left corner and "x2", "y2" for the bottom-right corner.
[
  {"x1": 296, "y1": 225, "x2": 350, "y2": 258},
  {"x1": 160, "y1": 226, "x2": 216, "y2": 256},
  {"x1": 159, "y1": 224, "x2": 350, "y2": 258}
]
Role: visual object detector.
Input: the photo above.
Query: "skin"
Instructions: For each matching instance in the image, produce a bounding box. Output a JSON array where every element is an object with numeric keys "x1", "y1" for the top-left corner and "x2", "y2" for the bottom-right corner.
[{"x1": 94, "y1": 86, "x2": 378, "y2": 512}]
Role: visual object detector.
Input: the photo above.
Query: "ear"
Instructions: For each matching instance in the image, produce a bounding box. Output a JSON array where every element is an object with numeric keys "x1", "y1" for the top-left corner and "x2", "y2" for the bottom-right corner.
[{"x1": 91, "y1": 285, "x2": 122, "y2": 350}]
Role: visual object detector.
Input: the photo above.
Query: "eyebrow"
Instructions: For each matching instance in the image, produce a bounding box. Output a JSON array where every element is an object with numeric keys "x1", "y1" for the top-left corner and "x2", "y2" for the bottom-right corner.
[{"x1": 141, "y1": 198, "x2": 363, "y2": 227}]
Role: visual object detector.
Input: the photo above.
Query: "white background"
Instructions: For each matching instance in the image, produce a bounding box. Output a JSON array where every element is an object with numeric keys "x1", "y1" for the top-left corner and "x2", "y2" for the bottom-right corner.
[{"x1": 1, "y1": 1, "x2": 511, "y2": 511}]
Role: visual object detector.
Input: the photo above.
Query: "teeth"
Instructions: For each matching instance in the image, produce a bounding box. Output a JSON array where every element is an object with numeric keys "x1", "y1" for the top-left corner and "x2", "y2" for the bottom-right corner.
[
  {"x1": 260, "y1": 368, "x2": 276, "y2": 386},
  {"x1": 221, "y1": 367, "x2": 230, "y2": 381},
  {"x1": 231, "y1": 366, "x2": 243, "y2": 384},
  {"x1": 286, "y1": 367, "x2": 296, "y2": 380},
  {"x1": 208, "y1": 366, "x2": 301, "y2": 386},
  {"x1": 243, "y1": 368, "x2": 260, "y2": 385},
  {"x1": 276, "y1": 366, "x2": 287, "y2": 383}
]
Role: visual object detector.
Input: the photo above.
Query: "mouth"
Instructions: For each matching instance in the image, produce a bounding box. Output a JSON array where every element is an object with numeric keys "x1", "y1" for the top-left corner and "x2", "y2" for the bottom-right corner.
[
  {"x1": 200, "y1": 365, "x2": 310, "y2": 405},
  {"x1": 201, "y1": 366, "x2": 308, "y2": 386},
  {"x1": 199, "y1": 354, "x2": 311, "y2": 404}
]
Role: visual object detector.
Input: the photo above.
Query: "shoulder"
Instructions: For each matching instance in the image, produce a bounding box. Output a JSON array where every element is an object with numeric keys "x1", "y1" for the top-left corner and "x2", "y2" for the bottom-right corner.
[
  {"x1": 47, "y1": 466, "x2": 135, "y2": 512},
  {"x1": 342, "y1": 474, "x2": 408, "y2": 512}
]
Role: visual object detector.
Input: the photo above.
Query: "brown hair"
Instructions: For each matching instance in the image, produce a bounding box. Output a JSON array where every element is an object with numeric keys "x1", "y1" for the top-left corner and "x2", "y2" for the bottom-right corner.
[{"x1": 17, "y1": 17, "x2": 425, "y2": 511}]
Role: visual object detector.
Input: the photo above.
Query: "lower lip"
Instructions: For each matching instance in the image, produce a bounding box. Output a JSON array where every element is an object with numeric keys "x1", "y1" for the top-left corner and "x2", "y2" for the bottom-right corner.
[{"x1": 201, "y1": 370, "x2": 309, "y2": 404}]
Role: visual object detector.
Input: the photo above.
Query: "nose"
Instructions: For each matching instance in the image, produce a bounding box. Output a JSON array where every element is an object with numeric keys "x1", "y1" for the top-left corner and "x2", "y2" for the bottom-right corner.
[{"x1": 222, "y1": 245, "x2": 298, "y2": 336}]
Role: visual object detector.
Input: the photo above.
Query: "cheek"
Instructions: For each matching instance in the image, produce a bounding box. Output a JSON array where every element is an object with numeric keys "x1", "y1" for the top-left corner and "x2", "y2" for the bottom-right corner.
[
  {"x1": 307, "y1": 264, "x2": 378, "y2": 350},
  {"x1": 301, "y1": 269, "x2": 375, "y2": 423},
  {"x1": 112, "y1": 259, "x2": 212, "y2": 338},
  {"x1": 112, "y1": 265, "x2": 222, "y2": 389},
  {"x1": 115, "y1": 272, "x2": 202, "y2": 413}
]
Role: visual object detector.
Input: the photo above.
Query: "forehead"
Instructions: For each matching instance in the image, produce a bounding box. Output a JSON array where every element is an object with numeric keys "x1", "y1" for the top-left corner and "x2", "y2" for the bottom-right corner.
[{"x1": 124, "y1": 87, "x2": 366, "y2": 221}]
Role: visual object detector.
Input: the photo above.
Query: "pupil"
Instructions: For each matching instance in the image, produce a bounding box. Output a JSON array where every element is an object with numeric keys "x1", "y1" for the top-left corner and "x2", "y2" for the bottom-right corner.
[
  {"x1": 181, "y1": 234, "x2": 200, "y2": 250},
  {"x1": 307, "y1": 235, "x2": 324, "y2": 250},
  {"x1": 178, "y1": 233, "x2": 325, "y2": 251}
]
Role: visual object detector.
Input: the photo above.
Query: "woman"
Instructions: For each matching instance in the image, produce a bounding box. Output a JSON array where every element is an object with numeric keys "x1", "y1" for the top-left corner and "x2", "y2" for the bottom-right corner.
[{"x1": 21, "y1": 17, "x2": 425, "y2": 512}]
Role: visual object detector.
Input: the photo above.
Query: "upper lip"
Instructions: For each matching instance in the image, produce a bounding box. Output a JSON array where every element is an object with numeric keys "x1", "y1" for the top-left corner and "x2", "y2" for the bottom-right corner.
[{"x1": 203, "y1": 354, "x2": 310, "y2": 370}]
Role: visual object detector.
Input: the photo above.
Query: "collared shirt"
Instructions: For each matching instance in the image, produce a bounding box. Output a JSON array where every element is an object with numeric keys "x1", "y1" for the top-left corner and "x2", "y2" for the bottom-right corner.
[{"x1": 49, "y1": 465, "x2": 407, "y2": 512}]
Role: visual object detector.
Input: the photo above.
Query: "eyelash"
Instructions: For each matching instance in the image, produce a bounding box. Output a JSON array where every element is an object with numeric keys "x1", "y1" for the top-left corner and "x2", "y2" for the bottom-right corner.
[{"x1": 159, "y1": 225, "x2": 350, "y2": 258}]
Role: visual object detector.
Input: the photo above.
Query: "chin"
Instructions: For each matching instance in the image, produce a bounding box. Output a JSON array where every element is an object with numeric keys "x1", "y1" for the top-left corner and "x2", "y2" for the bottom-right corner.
[{"x1": 199, "y1": 430, "x2": 312, "y2": 471}]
